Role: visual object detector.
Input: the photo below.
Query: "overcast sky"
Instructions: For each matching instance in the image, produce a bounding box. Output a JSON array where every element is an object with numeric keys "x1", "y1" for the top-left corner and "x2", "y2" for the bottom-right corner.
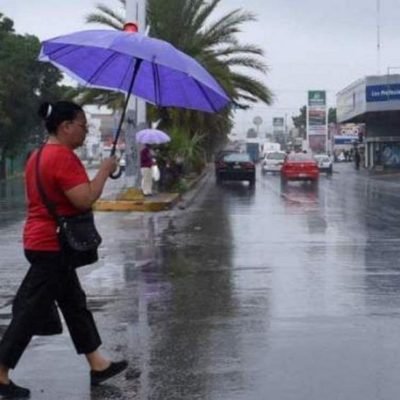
[{"x1": 2, "y1": 0, "x2": 399, "y2": 134}]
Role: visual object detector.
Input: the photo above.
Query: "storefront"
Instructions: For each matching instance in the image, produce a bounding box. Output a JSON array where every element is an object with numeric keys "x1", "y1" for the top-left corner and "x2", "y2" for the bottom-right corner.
[{"x1": 337, "y1": 74, "x2": 400, "y2": 169}]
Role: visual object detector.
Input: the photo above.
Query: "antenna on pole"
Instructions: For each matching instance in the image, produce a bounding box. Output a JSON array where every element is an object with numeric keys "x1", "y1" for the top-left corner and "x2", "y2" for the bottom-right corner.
[{"x1": 377, "y1": 0, "x2": 381, "y2": 75}]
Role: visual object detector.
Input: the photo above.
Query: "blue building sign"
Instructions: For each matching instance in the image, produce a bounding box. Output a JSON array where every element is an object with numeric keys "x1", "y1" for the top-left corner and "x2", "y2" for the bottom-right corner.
[
  {"x1": 366, "y1": 84, "x2": 400, "y2": 102},
  {"x1": 334, "y1": 136, "x2": 358, "y2": 145}
]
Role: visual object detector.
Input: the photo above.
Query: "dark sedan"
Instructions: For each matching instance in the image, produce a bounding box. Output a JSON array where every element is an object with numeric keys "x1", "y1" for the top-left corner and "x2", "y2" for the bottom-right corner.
[{"x1": 215, "y1": 152, "x2": 255, "y2": 186}]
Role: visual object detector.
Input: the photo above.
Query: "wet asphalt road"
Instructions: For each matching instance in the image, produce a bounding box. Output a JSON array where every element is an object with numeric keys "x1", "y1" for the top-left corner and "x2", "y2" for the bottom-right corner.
[{"x1": 2, "y1": 163, "x2": 400, "y2": 399}]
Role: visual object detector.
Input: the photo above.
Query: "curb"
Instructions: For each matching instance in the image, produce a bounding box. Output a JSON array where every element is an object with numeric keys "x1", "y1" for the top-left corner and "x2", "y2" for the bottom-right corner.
[
  {"x1": 94, "y1": 170, "x2": 208, "y2": 212},
  {"x1": 94, "y1": 195, "x2": 180, "y2": 212},
  {"x1": 176, "y1": 168, "x2": 210, "y2": 209}
]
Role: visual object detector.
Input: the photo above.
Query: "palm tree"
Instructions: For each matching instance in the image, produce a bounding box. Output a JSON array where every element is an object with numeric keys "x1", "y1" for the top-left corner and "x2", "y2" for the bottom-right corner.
[{"x1": 85, "y1": 0, "x2": 273, "y2": 152}]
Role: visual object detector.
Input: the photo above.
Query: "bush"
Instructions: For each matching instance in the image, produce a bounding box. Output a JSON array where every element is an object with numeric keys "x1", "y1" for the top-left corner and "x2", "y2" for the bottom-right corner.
[
  {"x1": 173, "y1": 178, "x2": 189, "y2": 194},
  {"x1": 168, "y1": 127, "x2": 206, "y2": 175}
]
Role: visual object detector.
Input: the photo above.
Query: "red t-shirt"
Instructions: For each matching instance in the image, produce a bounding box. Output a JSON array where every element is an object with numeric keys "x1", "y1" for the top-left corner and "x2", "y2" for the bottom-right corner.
[{"x1": 23, "y1": 144, "x2": 90, "y2": 251}]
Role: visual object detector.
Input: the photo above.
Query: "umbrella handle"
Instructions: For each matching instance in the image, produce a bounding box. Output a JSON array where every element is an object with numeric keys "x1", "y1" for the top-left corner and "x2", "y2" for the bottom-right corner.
[
  {"x1": 108, "y1": 144, "x2": 121, "y2": 179},
  {"x1": 110, "y1": 166, "x2": 124, "y2": 180}
]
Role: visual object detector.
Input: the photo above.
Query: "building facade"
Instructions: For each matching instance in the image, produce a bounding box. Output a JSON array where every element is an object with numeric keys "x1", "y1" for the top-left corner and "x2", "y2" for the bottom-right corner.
[{"x1": 337, "y1": 74, "x2": 400, "y2": 169}]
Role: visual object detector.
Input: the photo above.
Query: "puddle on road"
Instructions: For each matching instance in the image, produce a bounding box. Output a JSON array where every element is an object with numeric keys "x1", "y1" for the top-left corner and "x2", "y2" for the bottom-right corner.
[{"x1": 87, "y1": 296, "x2": 116, "y2": 312}]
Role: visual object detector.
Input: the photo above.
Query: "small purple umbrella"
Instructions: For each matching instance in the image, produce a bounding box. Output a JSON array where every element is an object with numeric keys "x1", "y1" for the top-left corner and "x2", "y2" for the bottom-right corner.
[{"x1": 136, "y1": 129, "x2": 170, "y2": 144}]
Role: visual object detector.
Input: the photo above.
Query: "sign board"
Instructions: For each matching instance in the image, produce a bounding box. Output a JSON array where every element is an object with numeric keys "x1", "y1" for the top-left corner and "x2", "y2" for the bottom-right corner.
[
  {"x1": 366, "y1": 84, "x2": 400, "y2": 102},
  {"x1": 273, "y1": 117, "x2": 285, "y2": 138},
  {"x1": 253, "y1": 116, "x2": 263, "y2": 126},
  {"x1": 307, "y1": 90, "x2": 327, "y2": 152},
  {"x1": 334, "y1": 123, "x2": 365, "y2": 145},
  {"x1": 273, "y1": 117, "x2": 284, "y2": 127},
  {"x1": 308, "y1": 90, "x2": 326, "y2": 107}
]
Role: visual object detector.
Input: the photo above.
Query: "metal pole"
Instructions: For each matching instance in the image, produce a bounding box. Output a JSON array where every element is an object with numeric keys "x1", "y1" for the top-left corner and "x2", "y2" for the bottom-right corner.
[
  {"x1": 136, "y1": 0, "x2": 147, "y2": 133},
  {"x1": 124, "y1": 0, "x2": 148, "y2": 188},
  {"x1": 377, "y1": 0, "x2": 381, "y2": 75}
]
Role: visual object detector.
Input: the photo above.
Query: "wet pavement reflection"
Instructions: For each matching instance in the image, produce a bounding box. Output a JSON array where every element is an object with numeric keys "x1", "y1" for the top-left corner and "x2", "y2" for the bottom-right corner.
[
  {"x1": 3, "y1": 163, "x2": 400, "y2": 399},
  {"x1": 0, "y1": 177, "x2": 25, "y2": 226}
]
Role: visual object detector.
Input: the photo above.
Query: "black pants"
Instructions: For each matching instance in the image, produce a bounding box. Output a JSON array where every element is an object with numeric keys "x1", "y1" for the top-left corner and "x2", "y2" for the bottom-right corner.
[{"x1": 0, "y1": 250, "x2": 101, "y2": 369}]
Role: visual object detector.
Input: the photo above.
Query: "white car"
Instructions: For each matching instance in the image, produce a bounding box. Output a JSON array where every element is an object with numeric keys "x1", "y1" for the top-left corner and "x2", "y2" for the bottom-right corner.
[
  {"x1": 314, "y1": 154, "x2": 333, "y2": 174},
  {"x1": 261, "y1": 151, "x2": 286, "y2": 173}
]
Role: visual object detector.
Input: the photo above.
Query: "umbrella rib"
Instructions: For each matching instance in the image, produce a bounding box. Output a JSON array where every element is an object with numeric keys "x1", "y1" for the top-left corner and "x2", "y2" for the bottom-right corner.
[
  {"x1": 44, "y1": 43, "x2": 81, "y2": 60},
  {"x1": 193, "y1": 80, "x2": 218, "y2": 113},
  {"x1": 118, "y1": 56, "x2": 136, "y2": 92},
  {"x1": 44, "y1": 43, "x2": 120, "y2": 88},
  {"x1": 152, "y1": 63, "x2": 162, "y2": 106},
  {"x1": 86, "y1": 52, "x2": 119, "y2": 86}
]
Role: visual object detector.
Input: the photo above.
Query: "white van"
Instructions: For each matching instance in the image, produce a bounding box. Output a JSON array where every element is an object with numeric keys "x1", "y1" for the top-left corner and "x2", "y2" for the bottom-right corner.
[
  {"x1": 261, "y1": 151, "x2": 286, "y2": 173},
  {"x1": 262, "y1": 142, "x2": 281, "y2": 157}
]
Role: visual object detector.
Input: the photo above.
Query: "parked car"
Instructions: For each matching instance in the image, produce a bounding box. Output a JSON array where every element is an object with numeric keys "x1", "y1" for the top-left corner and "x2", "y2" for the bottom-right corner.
[
  {"x1": 261, "y1": 151, "x2": 286, "y2": 173},
  {"x1": 314, "y1": 154, "x2": 333, "y2": 174},
  {"x1": 215, "y1": 152, "x2": 255, "y2": 186},
  {"x1": 281, "y1": 153, "x2": 319, "y2": 183}
]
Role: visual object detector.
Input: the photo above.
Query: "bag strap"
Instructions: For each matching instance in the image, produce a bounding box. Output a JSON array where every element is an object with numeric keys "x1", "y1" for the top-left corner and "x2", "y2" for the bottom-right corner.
[{"x1": 35, "y1": 145, "x2": 60, "y2": 223}]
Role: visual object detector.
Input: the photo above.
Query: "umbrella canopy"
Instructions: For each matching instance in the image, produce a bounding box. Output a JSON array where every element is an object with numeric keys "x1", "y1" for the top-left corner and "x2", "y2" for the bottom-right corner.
[
  {"x1": 136, "y1": 129, "x2": 170, "y2": 144},
  {"x1": 39, "y1": 29, "x2": 230, "y2": 113}
]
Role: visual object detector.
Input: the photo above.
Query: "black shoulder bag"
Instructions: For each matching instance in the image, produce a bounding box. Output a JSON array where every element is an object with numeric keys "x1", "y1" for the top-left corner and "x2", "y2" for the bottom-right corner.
[{"x1": 35, "y1": 146, "x2": 102, "y2": 268}]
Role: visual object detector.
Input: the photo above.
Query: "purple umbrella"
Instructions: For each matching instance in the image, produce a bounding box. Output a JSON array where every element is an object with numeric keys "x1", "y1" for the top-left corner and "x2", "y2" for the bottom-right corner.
[
  {"x1": 39, "y1": 29, "x2": 230, "y2": 178},
  {"x1": 39, "y1": 30, "x2": 229, "y2": 114},
  {"x1": 136, "y1": 129, "x2": 170, "y2": 144}
]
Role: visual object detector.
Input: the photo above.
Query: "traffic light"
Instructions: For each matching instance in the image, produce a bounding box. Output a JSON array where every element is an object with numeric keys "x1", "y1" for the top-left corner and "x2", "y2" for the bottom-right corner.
[{"x1": 123, "y1": 22, "x2": 138, "y2": 33}]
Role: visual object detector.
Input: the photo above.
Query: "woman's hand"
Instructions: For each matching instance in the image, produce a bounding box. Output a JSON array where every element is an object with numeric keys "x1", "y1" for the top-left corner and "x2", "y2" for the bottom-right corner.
[
  {"x1": 100, "y1": 156, "x2": 118, "y2": 175},
  {"x1": 65, "y1": 156, "x2": 118, "y2": 210}
]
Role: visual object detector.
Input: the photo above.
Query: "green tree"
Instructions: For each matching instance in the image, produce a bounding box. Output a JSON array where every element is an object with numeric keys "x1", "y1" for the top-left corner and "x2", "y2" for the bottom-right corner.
[
  {"x1": 328, "y1": 107, "x2": 337, "y2": 123},
  {"x1": 292, "y1": 105, "x2": 306, "y2": 129},
  {"x1": 0, "y1": 14, "x2": 69, "y2": 178},
  {"x1": 85, "y1": 0, "x2": 272, "y2": 154}
]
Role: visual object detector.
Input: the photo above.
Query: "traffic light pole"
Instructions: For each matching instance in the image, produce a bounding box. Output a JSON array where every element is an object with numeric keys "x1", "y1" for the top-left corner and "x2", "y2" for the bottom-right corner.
[{"x1": 124, "y1": 0, "x2": 147, "y2": 188}]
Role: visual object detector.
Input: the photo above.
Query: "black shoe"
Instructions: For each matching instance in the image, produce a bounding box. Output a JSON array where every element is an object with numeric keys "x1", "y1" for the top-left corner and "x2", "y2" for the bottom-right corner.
[
  {"x1": 0, "y1": 380, "x2": 30, "y2": 398},
  {"x1": 90, "y1": 360, "x2": 129, "y2": 386}
]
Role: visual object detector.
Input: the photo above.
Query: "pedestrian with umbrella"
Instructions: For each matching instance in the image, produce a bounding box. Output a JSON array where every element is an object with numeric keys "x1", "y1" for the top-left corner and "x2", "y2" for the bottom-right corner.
[
  {"x1": 0, "y1": 101, "x2": 138, "y2": 399},
  {"x1": 140, "y1": 144, "x2": 155, "y2": 196},
  {"x1": 137, "y1": 129, "x2": 170, "y2": 196},
  {"x1": 0, "y1": 19, "x2": 230, "y2": 398}
]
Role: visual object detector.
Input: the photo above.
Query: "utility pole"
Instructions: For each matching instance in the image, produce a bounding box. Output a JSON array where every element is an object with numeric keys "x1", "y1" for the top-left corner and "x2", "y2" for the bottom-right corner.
[
  {"x1": 124, "y1": 0, "x2": 147, "y2": 187},
  {"x1": 376, "y1": 0, "x2": 381, "y2": 75}
]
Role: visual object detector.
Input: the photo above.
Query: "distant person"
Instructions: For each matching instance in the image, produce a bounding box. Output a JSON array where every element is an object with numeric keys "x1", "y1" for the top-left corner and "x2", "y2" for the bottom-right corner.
[
  {"x1": 354, "y1": 149, "x2": 361, "y2": 170},
  {"x1": 140, "y1": 144, "x2": 154, "y2": 196},
  {"x1": 0, "y1": 101, "x2": 137, "y2": 399},
  {"x1": 375, "y1": 148, "x2": 381, "y2": 166}
]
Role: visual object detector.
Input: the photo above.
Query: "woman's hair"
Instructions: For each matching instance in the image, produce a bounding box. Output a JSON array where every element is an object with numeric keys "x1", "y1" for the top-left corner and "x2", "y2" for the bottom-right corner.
[{"x1": 38, "y1": 101, "x2": 83, "y2": 134}]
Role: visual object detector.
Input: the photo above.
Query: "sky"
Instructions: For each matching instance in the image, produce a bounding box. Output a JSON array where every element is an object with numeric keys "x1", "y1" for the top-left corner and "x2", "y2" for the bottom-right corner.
[{"x1": 2, "y1": 0, "x2": 400, "y2": 135}]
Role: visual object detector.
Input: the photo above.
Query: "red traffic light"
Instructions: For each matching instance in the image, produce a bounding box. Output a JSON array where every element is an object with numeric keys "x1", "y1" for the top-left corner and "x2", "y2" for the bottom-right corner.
[{"x1": 123, "y1": 22, "x2": 138, "y2": 33}]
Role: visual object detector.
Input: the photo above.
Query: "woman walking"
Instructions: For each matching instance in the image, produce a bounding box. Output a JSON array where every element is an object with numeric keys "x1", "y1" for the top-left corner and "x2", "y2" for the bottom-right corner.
[{"x1": 0, "y1": 101, "x2": 137, "y2": 398}]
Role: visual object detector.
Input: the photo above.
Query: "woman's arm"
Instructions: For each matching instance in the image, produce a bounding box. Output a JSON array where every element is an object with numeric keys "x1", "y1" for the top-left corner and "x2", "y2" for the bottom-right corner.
[{"x1": 64, "y1": 157, "x2": 117, "y2": 210}]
